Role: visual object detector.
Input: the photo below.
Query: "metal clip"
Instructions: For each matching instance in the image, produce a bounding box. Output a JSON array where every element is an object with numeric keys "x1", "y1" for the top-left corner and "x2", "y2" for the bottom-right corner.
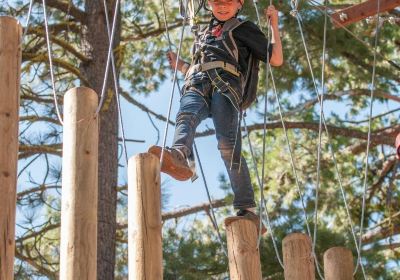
[{"x1": 339, "y1": 12, "x2": 348, "y2": 22}]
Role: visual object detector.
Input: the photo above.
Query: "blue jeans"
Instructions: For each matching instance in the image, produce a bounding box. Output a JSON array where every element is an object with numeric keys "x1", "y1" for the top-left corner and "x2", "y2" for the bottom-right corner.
[{"x1": 172, "y1": 74, "x2": 256, "y2": 210}]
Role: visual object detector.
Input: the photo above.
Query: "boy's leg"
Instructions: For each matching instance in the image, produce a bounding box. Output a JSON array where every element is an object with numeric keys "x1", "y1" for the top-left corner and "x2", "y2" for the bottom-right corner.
[
  {"x1": 211, "y1": 91, "x2": 266, "y2": 234},
  {"x1": 171, "y1": 89, "x2": 210, "y2": 157},
  {"x1": 149, "y1": 86, "x2": 210, "y2": 181},
  {"x1": 210, "y1": 92, "x2": 256, "y2": 210}
]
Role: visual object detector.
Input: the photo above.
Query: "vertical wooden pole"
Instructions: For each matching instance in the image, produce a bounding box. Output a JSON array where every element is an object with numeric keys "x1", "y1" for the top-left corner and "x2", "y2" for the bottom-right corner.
[
  {"x1": 128, "y1": 153, "x2": 162, "y2": 280},
  {"x1": 324, "y1": 247, "x2": 354, "y2": 280},
  {"x1": 0, "y1": 16, "x2": 22, "y2": 280},
  {"x1": 60, "y1": 87, "x2": 98, "y2": 280},
  {"x1": 225, "y1": 217, "x2": 262, "y2": 280},
  {"x1": 283, "y1": 233, "x2": 315, "y2": 280}
]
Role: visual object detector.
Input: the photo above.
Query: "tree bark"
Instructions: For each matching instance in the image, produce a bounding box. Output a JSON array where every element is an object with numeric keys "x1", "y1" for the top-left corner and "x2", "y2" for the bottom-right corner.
[{"x1": 81, "y1": 1, "x2": 121, "y2": 279}]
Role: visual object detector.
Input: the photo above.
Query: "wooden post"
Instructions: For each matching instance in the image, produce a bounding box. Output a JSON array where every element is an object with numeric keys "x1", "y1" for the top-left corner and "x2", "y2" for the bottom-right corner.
[
  {"x1": 0, "y1": 16, "x2": 22, "y2": 280},
  {"x1": 283, "y1": 233, "x2": 315, "y2": 280},
  {"x1": 128, "y1": 153, "x2": 162, "y2": 280},
  {"x1": 324, "y1": 247, "x2": 354, "y2": 280},
  {"x1": 331, "y1": 0, "x2": 400, "y2": 28},
  {"x1": 225, "y1": 217, "x2": 262, "y2": 280},
  {"x1": 59, "y1": 87, "x2": 99, "y2": 280}
]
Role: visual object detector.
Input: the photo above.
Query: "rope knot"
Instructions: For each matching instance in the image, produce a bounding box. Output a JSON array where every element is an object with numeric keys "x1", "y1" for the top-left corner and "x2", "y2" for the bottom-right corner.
[
  {"x1": 290, "y1": 9, "x2": 298, "y2": 18},
  {"x1": 290, "y1": 0, "x2": 299, "y2": 17}
]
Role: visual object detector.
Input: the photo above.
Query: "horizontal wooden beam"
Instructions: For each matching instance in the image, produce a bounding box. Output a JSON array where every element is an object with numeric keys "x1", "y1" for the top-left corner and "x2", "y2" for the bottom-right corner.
[{"x1": 331, "y1": 0, "x2": 400, "y2": 28}]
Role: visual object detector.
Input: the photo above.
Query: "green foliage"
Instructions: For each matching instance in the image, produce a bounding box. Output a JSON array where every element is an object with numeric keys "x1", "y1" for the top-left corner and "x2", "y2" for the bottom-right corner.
[{"x1": 3, "y1": 0, "x2": 399, "y2": 278}]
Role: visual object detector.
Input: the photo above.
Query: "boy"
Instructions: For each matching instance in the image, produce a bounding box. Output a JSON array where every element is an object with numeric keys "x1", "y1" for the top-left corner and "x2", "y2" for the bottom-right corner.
[{"x1": 149, "y1": 0, "x2": 283, "y2": 229}]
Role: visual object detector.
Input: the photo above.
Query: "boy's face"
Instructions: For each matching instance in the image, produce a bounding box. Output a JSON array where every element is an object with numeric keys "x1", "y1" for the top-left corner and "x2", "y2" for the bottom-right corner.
[{"x1": 208, "y1": 0, "x2": 243, "y2": 21}]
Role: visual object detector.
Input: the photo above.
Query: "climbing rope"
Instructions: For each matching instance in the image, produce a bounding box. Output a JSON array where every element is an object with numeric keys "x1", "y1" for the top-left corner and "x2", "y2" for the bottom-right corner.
[
  {"x1": 102, "y1": 0, "x2": 129, "y2": 166},
  {"x1": 313, "y1": 0, "x2": 328, "y2": 272},
  {"x1": 249, "y1": 0, "x2": 320, "y2": 272},
  {"x1": 250, "y1": 0, "x2": 273, "y2": 248},
  {"x1": 244, "y1": 0, "x2": 286, "y2": 269},
  {"x1": 289, "y1": 1, "x2": 362, "y2": 278},
  {"x1": 243, "y1": 117, "x2": 285, "y2": 268},
  {"x1": 193, "y1": 143, "x2": 228, "y2": 257},
  {"x1": 20, "y1": 0, "x2": 34, "y2": 46},
  {"x1": 159, "y1": 0, "x2": 189, "y2": 167},
  {"x1": 355, "y1": 0, "x2": 381, "y2": 275},
  {"x1": 289, "y1": 0, "x2": 383, "y2": 277},
  {"x1": 42, "y1": 0, "x2": 64, "y2": 125},
  {"x1": 160, "y1": 0, "x2": 228, "y2": 257},
  {"x1": 96, "y1": 0, "x2": 121, "y2": 116}
]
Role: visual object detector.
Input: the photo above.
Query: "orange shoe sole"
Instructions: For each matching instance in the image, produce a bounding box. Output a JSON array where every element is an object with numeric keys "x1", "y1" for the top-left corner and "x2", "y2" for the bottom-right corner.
[{"x1": 148, "y1": 146, "x2": 193, "y2": 181}]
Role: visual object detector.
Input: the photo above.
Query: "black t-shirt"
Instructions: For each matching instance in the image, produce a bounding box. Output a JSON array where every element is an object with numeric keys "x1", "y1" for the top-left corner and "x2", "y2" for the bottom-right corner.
[
  {"x1": 192, "y1": 19, "x2": 273, "y2": 76},
  {"x1": 232, "y1": 20, "x2": 273, "y2": 73}
]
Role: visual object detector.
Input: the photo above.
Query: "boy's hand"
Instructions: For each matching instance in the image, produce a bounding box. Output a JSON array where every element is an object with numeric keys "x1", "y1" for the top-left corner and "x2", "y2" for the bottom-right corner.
[
  {"x1": 167, "y1": 51, "x2": 179, "y2": 70},
  {"x1": 167, "y1": 51, "x2": 189, "y2": 74},
  {"x1": 264, "y1": 5, "x2": 279, "y2": 27}
]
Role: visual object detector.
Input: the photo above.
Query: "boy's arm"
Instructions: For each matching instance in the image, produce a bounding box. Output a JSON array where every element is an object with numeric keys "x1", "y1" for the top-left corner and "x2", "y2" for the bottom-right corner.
[
  {"x1": 265, "y1": 6, "x2": 283, "y2": 67},
  {"x1": 167, "y1": 51, "x2": 190, "y2": 74}
]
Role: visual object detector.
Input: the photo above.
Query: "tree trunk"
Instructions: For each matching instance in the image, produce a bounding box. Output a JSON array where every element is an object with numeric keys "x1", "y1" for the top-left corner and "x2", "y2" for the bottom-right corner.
[{"x1": 81, "y1": 1, "x2": 121, "y2": 279}]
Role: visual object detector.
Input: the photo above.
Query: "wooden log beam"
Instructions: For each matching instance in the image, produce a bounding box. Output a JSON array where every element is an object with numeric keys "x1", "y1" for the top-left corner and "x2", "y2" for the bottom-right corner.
[
  {"x1": 0, "y1": 16, "x2": 22, "y2": 280},
  {"x1": 225, "y1": 217, "x2": 263, "y2": 279},
  {"x1": 59, "y1": 87, "x2": 99, "y2": 280},
  {"x1": 331, "y1": 0, "x2": 400, "y2": 28},
  {"x1": 324, "y1": 247, "x2": 354, "y2": 280},
  {"x1": 283, "y1": 233, "x2": 315, "y2": 280},
  {"x1": 128, "y1": 153, "x2": 163, "y2": 280}
]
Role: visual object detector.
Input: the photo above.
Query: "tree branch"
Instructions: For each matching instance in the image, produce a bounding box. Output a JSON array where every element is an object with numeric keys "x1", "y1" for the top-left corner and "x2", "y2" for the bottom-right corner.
[
  {"x1": 34, "y1": 0, "x2": 86, "y2": 23},
  {"x1": 19, "y1": 144, "x2": 62, "y2": 159},
  {"x1": 196, "y1": 121, "x2": 398, "y2": 147},
  {"x1": 116, "y1": 198, "x2": 228, "y2": 230},
  {"x1": 362, "y1": 224, "x2": 400, "y2": 244},
  {"x1": 26, "y1": 30, "x2": 90, "y2": 63},
  {"x1": 120, "y1": 90, "x2": 175, "y2": 126},
  {"x1": 22, "y1": 52, "x2": 89, "y2": 84}
]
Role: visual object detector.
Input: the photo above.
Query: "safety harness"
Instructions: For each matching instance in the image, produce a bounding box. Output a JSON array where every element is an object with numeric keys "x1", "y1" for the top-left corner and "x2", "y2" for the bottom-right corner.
[{"x1": 185, "y1": 17, "x2": 261, "y2": 111}]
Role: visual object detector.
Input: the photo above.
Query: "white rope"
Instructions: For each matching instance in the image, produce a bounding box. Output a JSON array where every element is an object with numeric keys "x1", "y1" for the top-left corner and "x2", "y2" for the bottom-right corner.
[
  {"x1": 42, "y1": 0, "x2": 64, "y2": 125},
  {"x1": 159, "y1": 0, "x2": 189, "y2": 167},
  {"x1": 312, "y1": 0, "x2": 328, "y2": 270},
  {"x1": 243, "y1": 117, "x2": 285, "y2": 268},
  {"x1": 20, "y1": 0, "x2": 35, "y2": 46},
  {"x1": 248, "y1": 0, "x2": 285, "y2": 268},
  {"x1": 102, "y1": 0, "x2": 129, "y2": 165},
  {"x1": 355, "y1": 0, "x2": 381, "y2": 275},
  {"x1": 159, "y1": 0, "x2": 228, "y2": 257},
  {"x1": 251, "y1": 1, "x2": 325, "y2": 274},
  {"x1": 95, "y1": 0, "x2": 121, "y2": 115},
  {"x1": 289, "y1": 3, "x2": 369, "y2": 278}
]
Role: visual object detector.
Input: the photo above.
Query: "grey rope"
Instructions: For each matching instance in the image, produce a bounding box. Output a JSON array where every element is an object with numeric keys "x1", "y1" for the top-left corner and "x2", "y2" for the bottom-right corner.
[
  {"x1": 20, "y1": 0, "x2": 35, "y2": 46},
  {"x1": 249, "y1": 0, "x2": 285, "y2": 268},
  {"x1": 160, "y1": 0, "x2": 227, "y2": 257},
  {"x1": 290, "y1": 2, "x2": 367, "y2": 277},
  {"x1": 252, "y1": 0, "x2": 317, "y2": 272},
  {"x1": 159, "y1": 0, "x2": 189, "y2": 167},
  {"x1": 243, "y1": 117, "x2": 285, "y2": 268},
  {"x1": 96, "y1": 0, "x2": 121, "y2": 115},
  {"x1": 355, "y1": 0, "x2": 381, "y2": 275},
  {"x1": 312, "y1": 0, "x2": 328, "y2": 270},
  {"x1": 42, "y1": 0, "x2": 64, "y2": 125},
  {"x1": 193, "y1": 143, "x2": 228, "y2": 258},
  {"x1": 102, "y1": 0, "x2": 129, "y2": 165}
]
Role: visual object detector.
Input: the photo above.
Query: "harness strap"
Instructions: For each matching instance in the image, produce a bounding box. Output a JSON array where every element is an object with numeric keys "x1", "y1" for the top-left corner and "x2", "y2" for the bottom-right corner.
[{"x1": 185, "y1": 61, "x2": 240, "y2": 79}]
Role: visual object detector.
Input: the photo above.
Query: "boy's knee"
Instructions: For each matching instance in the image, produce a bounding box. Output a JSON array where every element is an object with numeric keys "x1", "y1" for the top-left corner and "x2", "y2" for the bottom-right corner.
[
  {"x1": 218, "y1": 140, "x2": 235, "y2": 161},
  {"x1": 176, "y1": 111, "x2": 200, "y2": 127}
]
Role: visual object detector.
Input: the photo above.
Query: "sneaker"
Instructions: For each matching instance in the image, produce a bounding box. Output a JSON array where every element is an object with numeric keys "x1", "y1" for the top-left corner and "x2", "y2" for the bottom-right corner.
[
  {"x1": 148, "y1": 145, "x2": 193, "y2": 181},
  {"x1": 236, "y1": 209, "x2": 267, "y2": 235}
]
